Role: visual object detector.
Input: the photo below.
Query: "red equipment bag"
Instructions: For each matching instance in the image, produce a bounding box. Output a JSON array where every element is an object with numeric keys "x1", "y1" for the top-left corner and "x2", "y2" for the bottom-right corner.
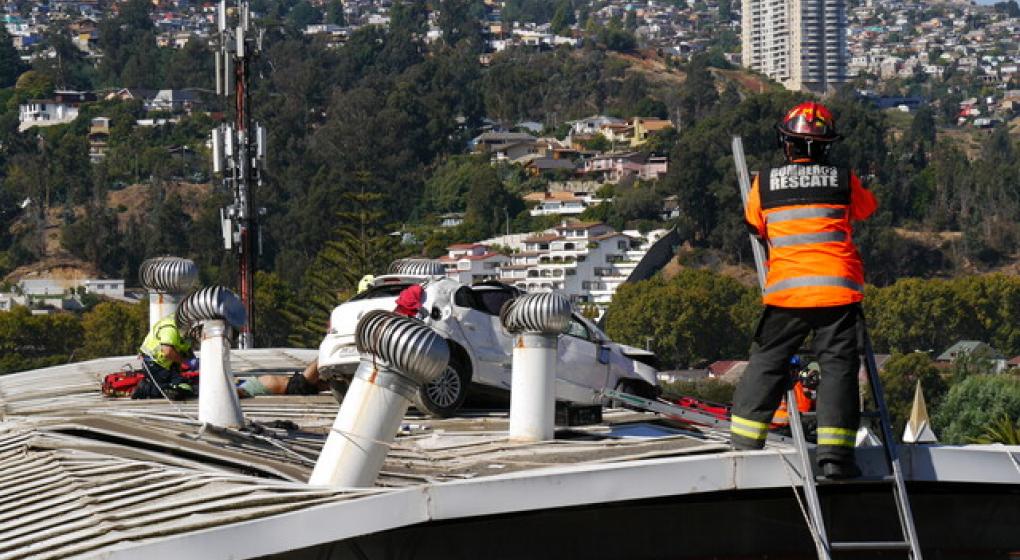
[
  {"x1": 103, "y1": 362, "x2": 201, "y2": 398},
  {"x1": 102, "y1": 368, "x2": 147, "y2": 398}
]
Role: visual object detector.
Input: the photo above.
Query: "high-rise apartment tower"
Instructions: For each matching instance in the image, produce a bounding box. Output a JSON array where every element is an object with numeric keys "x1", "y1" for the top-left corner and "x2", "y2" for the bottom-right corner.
[{"x1": 741, "y1": 0, "x2": 847, "y2": 94}]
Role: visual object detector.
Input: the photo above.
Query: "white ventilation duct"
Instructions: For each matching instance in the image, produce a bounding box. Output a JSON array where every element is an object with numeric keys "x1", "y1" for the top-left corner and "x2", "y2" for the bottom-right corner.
[
  {"x1": 309, "y1": 310, "x2": 449, "y2": 488},
  {"x1": 500, "y1": 292, "x2": 572, "y2": 442},
  {"x1": 176, "y1": 286, "x2": 247, "y2": 428},
  {"x1": 139, "y1": 257, "x2": 198, "y2": 329}
]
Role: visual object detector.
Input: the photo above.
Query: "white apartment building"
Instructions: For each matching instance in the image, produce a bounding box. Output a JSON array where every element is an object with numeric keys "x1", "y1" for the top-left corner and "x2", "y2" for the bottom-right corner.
[
  {"x1": 495, "y1": 223, "x2": 669, "y2": 311},
  {"x1": 439, "y1": 244, "x2": 510, "y2": 285},
  {"x1": 742, "y1": 0, "x2": 848, "y2": 93}
]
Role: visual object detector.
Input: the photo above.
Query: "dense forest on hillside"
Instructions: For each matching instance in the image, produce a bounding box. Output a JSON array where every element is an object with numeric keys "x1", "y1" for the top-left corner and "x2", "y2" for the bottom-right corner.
[{"x1": 0, "y1": 0, "x2": 1017, "y2": 351}]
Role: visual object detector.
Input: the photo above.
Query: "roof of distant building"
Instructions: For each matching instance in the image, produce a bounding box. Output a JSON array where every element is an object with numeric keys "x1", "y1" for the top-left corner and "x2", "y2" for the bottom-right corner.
[
  {"x1": 556, "y1": 221, "x2": 605, "y2": 231},
  {"x1": 937, "y1": 340, "x2": 1003, "y2": 361},
  {"x1": 523, "y1": 233, "x2": 563, "y2": 243}
]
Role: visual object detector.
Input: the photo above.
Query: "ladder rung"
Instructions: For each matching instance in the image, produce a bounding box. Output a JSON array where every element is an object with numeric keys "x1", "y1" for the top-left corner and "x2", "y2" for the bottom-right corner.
[
  {"x1": 830, "y1": 541, "x2": 911, "y2": 551},
  {"x1": 815, "y1": 475, "x2": 894, "y2": 485}
]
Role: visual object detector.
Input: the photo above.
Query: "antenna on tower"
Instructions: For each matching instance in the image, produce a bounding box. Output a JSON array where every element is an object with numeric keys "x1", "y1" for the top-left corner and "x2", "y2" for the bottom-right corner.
[{"x1": 211, "y1": 0, "x2": 267, "y2": 349}]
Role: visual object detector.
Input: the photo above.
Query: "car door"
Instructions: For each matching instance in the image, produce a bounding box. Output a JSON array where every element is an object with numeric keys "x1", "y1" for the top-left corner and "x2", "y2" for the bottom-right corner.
[
  {"x1": 556, "y1": 314, "x2": 611, "y2": 404},
  {"x1": 450, "y1": 286, "x2": 506, "y2": 372}
]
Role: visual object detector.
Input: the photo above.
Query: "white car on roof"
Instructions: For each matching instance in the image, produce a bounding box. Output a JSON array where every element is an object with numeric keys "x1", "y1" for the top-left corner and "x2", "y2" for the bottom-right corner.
[{"x1": 317, "y1": 274, "x2": 661, "y2": 417}]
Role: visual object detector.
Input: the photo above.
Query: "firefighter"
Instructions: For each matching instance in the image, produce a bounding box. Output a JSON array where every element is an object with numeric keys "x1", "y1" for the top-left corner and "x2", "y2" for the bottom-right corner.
[
  {"x1": 135, "y1": 314, "x2": 199, "y2": 400},
  {"x1": 730, "y1": 101, "x2": 877, "y2": 479},
  {"x1": 770, "y1": 358, "x2": 820, "y2": 429}
]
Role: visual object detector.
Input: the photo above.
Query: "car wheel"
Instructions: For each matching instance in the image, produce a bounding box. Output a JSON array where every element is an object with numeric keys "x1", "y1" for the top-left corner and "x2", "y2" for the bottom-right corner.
[
  {"x1": 414, "y1": 356, "x2": 470, "y2": 418},
  {"x1": 328, "y1": 378, "x2": 349, "y2": 404}
]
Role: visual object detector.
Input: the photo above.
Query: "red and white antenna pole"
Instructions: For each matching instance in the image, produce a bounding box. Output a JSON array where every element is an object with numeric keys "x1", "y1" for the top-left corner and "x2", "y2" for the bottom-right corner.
[{"x1": 211, "y1": 0, "x2": 266, "y2": 349}]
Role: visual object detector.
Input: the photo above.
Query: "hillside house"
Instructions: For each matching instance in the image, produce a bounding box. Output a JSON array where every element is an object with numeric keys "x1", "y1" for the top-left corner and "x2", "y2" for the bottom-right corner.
[
  {"x1": 88, "y1": 117, "x2": 110, "y2": 163},
  {"x1": 631, "y1": 117, "x2": 673, "y2": 146},
  {"x1": 18, "y1": 90, "x2": 94, "y2": 132},
  {"x1": 439, "y1": 244, "x2": 509, "y2": 284},
  {"x1": 937, "y1": 340, "x2": 1007, "y2": 373},
  {"x1": 580, "y1": 152, "x2": 669, "y2": 183}
]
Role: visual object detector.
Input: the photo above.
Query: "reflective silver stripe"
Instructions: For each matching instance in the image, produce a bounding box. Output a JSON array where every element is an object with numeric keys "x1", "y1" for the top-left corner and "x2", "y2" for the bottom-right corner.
[
  {"x1": 765, "y1": 207, "x2": 845, "y2": 224},
  {"x1": 764, "y1": 276, "x2": 863, "y2": 295},
  {"x1": 770, "y1": 231, "x2": 846, "y2": 248}
]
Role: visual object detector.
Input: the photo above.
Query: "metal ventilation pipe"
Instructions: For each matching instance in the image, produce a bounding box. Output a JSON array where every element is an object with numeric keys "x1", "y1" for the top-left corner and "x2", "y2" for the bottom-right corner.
[
  {"x1": 176, "y1": 286, "x2": 248, "y2": 428},
  {"x1": 388, "y1": 258, "x2": 447, "y2": 277},
  {"x1": 309, "y1": 310, "x2": 449, "y2": 488},
  {"x1": 500, "y1": 292, "x2": 572, "y2": 442},
  {"x1": 139, "y1": 257, "x2": 198, "y2": 329}
]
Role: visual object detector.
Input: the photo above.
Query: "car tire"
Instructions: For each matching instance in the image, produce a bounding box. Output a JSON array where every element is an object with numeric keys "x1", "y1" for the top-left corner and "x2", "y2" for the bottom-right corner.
[
  {"x1": 414, "y1": 356, "x2": 470, "y2": 418},
  {"x1": 327, "y1": 377, "x2": 350, "y2": 404}
]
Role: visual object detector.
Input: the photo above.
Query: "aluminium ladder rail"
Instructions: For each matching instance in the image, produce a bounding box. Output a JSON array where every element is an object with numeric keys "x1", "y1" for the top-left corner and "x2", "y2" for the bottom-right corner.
[
  {"x1": 600, "y1": 388, "x2": 792, "y2": 444},
  {"x1": 732, "y1": 136, "x2": 923, "y2": 559}
]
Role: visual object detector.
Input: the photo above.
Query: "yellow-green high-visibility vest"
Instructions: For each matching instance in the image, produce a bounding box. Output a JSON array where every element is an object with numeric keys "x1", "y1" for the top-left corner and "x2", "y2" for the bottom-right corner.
[{"x1": 140, "y1": 316, "x2": 191, "y2": 369}]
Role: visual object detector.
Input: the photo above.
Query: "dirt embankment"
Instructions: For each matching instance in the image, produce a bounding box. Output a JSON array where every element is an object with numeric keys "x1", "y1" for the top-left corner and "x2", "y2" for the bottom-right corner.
[
  {"x1": 4, "y1": 181, "x2": 213, "y2": 285},
  {"x1": 106, "y1": 181, "x2": 213, "y2": 228}
]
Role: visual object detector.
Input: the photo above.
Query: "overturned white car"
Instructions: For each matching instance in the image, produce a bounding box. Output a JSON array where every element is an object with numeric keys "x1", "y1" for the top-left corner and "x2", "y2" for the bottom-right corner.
[{"x1": 317, "y1": 274, "x2": 661, "y2": 417}]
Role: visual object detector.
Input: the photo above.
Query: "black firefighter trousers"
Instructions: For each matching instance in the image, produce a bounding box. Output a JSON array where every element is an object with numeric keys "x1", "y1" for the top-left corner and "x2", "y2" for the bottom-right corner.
[{"x1": 730, "y1": 304, "x2": 861, "y2": 465}]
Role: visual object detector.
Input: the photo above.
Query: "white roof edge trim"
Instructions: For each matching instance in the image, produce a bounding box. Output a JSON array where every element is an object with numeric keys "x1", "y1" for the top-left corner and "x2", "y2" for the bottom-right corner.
[{"x1": 90, "y1": 445, "x2": 1020, "y2": 560}]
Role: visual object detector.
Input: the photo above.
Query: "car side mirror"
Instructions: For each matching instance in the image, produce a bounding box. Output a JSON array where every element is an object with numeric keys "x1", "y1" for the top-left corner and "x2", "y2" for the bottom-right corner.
[{"x1": 597, "y1": 345, "x2": 611, "y2": 364}]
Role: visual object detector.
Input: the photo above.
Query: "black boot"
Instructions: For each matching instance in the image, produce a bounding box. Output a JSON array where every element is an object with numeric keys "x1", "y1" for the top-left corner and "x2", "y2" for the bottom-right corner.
[{"x1": 820, "y1": 460, "x2": 862, "y2": 480}]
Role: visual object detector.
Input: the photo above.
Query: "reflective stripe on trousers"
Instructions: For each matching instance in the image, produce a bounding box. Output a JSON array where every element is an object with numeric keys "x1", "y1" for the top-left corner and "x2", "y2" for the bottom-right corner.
[
  {"x1": 818, "y1": 426, "x2": 856, "y2": 447},
  {"x1": 731, "y1": 415, "x2": 770, "y2": 441}
]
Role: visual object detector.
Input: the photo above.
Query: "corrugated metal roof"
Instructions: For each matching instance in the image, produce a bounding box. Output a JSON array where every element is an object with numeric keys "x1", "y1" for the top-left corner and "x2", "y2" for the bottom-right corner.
[
  {"x1": 0, "y1": 418, "x2": 372, "y2": 560},
  {"x1": 0, "y1": 349, "x2": 317, "y2": 418},
  {"x1": 3, "y1": 349, "x2": 1020, "y2": 559}
]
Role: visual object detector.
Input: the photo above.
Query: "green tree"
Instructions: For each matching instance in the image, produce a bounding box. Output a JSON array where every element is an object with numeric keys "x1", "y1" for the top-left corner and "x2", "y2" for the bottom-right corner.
[
  {"x1": 33, "y1": 25, "x2": 94, "y2": 89},
  {"x1": 603, "y1": 269, "x2": 758, "y2": 368},
  {"x1": 326, "y1": 0, "x2": 346, "y2": 26},
  {"x1": 287, "y1": 190, "x2": 405, "y2": 347},
  {"x1": 0, "y1": 306, "x2": 84, "y2": 374},
  {"x1": 934, "y1": 374, "x2": 1020, "y2": 444},
  {"x1": 97, "y1": 0, "x2": 164, "y2": 87},
  {"x1": 163, "y1": 38, "x2": 215, "y2": 90},
  {"x1": 62, "y1": 203, "x2": 122, "y2": 272},
  {"x1": 550, "y1": 0, "x2": 576, "y2": 36},
  {"x1": 14, "y1": 69, "x2": 54, "y2": 98},
  {"x1": 0, "y1": 26, "x2": 25, "y2": 88},
  {"x1": 970, "y1": 414, "x2": 1020, "y2": 445},
  {"x1": 79, "y1": 301, "x2": 149, "y2": 359},
  {"x1": 870, "y1": 352, "x2": 947, "y2": 435},
  {"x1": 438, "y1": 0, "x2": 483, "y2": 50},
  {"x1": 287, "y1": 0, "x2": 323, "y2": 29},
  {"x1": 718, "y1": 0, "x2": 733, "y2": 21},
  {"x1": 254, "y1": 270, "x2": 299, "y2": 347}
]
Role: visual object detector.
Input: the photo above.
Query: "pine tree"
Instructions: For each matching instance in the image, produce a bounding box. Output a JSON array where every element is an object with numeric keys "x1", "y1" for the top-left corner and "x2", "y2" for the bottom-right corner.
[
  {"x1": 0, "y1": 26, "x2": 24, "y2": 88},
  {"x1": 286, "y1": 190, "x2": 405, "y2": 347},
  {"x1": 326, "y1": 0, "x2": 346, "y2": 26}
]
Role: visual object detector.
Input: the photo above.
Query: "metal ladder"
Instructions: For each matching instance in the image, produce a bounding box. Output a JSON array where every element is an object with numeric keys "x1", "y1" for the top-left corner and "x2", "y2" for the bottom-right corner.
[{"x1": 733, "y1": 137, "x2": 923, "y2": 559}]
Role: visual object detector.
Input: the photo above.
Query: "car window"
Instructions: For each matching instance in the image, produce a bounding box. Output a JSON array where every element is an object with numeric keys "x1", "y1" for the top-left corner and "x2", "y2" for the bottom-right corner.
[
  {"x1": 348, "y1": 283, "x2": 411, "y2": 302},
  {"x1": 475, "y1": 289, "x2": 516, "y2": 316},
  {"x1": 453, "y1": 286, "x2": 476, "y2": 308},
  {"x1": 565, "y1": 316, "x2": 591, "y2": 341}
]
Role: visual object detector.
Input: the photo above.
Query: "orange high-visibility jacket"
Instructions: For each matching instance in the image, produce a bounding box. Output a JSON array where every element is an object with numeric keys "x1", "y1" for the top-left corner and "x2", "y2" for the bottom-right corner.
[
  {"x1": 746, "y1": 161, "x2": 878, "y2": 308},
  {"x1": 771, "y1": 380, "x2": 815, "y2": 427}
]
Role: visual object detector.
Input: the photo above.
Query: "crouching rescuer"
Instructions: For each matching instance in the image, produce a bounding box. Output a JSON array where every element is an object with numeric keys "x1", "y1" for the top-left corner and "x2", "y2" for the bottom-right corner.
[
  {"x1": 730, "y1": 102, "x2": 877, "y2": 479},
  {"x1": 137, "y1": 314, "x2": 199, "y2": 400}
]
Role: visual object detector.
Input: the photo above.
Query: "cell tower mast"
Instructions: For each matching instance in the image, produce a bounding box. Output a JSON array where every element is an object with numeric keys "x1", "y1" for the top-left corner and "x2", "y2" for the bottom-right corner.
[{"x1": 210, "y1": 0, "x2": 266, "y2": 349}]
